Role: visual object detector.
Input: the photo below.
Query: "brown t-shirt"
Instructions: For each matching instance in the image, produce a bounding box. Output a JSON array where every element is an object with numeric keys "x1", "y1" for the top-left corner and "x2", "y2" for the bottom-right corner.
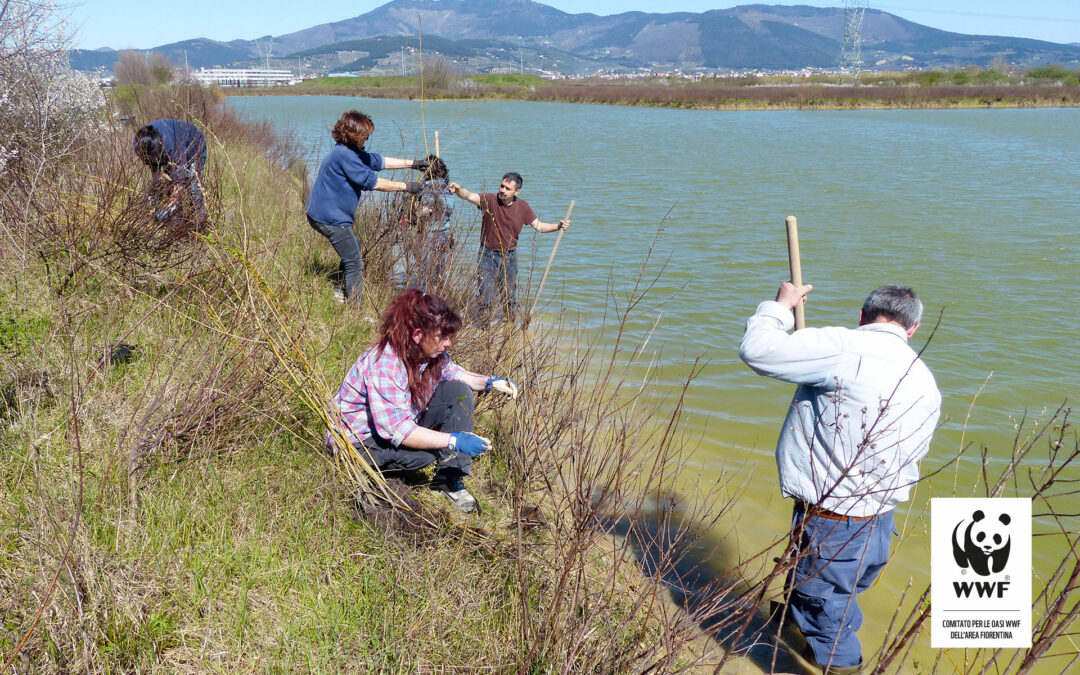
[{"x1": 478, "y1": 193, "x2": 537, "y2": 251}]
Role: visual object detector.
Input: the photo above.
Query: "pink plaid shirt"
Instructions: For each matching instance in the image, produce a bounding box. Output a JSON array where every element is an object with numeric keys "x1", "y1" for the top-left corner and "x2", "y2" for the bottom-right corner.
[{"x1": 330, "y1": 343, "x2": 464, "y2": 449}]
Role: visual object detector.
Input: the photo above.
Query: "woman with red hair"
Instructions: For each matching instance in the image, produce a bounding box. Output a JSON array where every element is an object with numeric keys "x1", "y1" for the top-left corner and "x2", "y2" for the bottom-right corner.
[{"x1": 330, "y1": 289, "x2": 518, "y2": 511}]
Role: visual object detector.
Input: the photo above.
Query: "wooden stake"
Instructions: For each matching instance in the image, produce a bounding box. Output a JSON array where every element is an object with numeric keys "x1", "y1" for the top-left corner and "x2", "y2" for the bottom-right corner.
[
  {"x1": 785, "y1": 215, "x2": 806, "y2": 330},
  {"x1": 526, "y1": 200, "x2": 574, "y2": 326}
]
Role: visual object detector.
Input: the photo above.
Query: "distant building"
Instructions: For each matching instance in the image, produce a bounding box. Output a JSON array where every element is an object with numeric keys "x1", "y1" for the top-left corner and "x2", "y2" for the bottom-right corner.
[
  {"x1": 326, "y1": 72, "x2": 359, "y2": 78},
  {"x1": 192, "y1": 67, "x2": 294, "y2": 87}
]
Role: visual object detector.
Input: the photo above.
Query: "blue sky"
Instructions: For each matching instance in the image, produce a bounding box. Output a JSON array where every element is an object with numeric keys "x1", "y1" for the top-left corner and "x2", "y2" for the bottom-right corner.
[{"x1": 69, "y1": 1, "x2": 1080, "y2": 50}]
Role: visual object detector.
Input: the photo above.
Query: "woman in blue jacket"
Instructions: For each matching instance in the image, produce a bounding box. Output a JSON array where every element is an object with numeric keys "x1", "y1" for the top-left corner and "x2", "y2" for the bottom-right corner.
[{"x1": 306, "y1": 110, "x2": 429, "y2": 304}]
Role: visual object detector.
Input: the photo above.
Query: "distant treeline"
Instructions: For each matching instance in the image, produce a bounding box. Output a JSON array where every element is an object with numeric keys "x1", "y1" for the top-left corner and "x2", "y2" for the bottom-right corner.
[{"x1": 229, "y1": 66, "x2": 1080, "y2": 109}]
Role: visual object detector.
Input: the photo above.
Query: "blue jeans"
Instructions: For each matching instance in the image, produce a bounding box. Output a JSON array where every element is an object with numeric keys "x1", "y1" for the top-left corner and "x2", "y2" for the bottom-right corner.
[
  {"x1": 477, "y1": 246, "x2": 518, "y2": 319},
  {"x1": 787, "y1": 502, "x2": 893, "y2": 669},
  {"x1": 308, "y1": 216, "x2": 363, "y2": 303},
  {"x1": 355, "y1": 381, "x2": 475, "y2": 481}
]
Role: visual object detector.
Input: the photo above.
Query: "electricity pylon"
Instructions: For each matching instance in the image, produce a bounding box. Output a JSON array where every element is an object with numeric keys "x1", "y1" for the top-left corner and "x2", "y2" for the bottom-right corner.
[{"x1": 839, "y1": 0, "x2": 868, "y2": 82}]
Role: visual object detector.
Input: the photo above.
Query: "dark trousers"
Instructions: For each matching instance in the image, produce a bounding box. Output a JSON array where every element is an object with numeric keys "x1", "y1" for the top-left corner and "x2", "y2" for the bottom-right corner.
[
  {"x1": 357, "y1": 381, "x2": 476, "y2": 481},
  {"x1": 308, "y1": 216, "x2": 363, "y2": 303}
]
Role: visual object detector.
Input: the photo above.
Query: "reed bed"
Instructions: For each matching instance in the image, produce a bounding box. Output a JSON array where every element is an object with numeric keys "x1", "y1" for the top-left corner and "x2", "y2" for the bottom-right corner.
[{"x1": 241, "y1": 73, "x2": 1080, "y2": 110}]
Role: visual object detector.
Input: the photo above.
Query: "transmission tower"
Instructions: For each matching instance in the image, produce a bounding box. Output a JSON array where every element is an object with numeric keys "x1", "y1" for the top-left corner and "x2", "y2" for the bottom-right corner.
[
  {"x1": 256, "y1": 39, "x2": 274, "y2": 71},
  {"x1": 839, "y1": 0, "x2": 868, "y2": 82}
]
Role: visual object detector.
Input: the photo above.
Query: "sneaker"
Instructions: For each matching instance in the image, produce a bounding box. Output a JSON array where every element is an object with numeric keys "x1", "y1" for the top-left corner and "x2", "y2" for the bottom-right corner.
[
  {"x1": 432, "y1": 477, "x2": 477, "y2": 513},
  {"x1": 333, "y1": 287, "x2": 346, "y2": 304}
]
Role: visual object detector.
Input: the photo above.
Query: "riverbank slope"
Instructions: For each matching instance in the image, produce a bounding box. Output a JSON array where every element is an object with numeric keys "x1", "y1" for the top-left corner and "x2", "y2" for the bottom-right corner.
[{"x1": 0, "y1": 84, "x2": 737, "y2": 672}]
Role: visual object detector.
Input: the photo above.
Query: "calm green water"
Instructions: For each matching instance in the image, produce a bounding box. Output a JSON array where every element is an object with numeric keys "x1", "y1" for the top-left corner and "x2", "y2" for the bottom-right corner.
[{"x1": 230, "y1": 96, "x2": 1079, "y2": 664}]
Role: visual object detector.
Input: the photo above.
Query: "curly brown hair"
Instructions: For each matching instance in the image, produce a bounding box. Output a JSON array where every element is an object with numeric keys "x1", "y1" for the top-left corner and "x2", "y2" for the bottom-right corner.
[{"x1": 331, "y1": 110, "x2": 374, "y2": 148}]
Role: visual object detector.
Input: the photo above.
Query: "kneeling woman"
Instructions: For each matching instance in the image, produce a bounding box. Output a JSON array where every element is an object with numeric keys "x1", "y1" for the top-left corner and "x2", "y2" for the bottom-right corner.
[{"x1": 329, "y1": 289, "x2": 518, "y2": 512}]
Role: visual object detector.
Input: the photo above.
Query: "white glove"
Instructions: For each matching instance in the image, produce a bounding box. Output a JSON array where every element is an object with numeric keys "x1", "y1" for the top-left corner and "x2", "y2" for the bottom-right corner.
[{"x1": 486, "y1": 376, "x2": 519, "y2": 399}]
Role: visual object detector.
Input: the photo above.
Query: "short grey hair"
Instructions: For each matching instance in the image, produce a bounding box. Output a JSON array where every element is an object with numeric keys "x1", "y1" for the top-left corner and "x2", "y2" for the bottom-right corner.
[{"x1": 861, "y1": 286, "x2": 923, "y2": 329}]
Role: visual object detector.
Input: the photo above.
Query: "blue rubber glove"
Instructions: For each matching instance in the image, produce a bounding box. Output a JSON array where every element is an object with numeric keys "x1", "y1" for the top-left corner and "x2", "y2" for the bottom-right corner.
[
  {"x1": 448, "y1": 431, "x2": 491, "y2": 457},
  {"x1": 486, "y1": 376, "x2": 519, "y2": 399}
]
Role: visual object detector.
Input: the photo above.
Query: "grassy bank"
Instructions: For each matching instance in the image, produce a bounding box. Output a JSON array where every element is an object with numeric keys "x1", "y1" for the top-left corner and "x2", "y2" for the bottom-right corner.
[
  {"x1": 0, "y1": 83, "x2": 727, "y2": 672},
  {"x1": 230, "y1": 70, "x2": 1080, "y2": 110}
]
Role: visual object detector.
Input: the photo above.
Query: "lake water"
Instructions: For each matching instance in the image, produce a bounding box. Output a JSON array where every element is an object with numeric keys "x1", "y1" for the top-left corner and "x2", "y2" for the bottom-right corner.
[{"x1": 229, "y1": 95, "x2": 1079, "y2": 666}]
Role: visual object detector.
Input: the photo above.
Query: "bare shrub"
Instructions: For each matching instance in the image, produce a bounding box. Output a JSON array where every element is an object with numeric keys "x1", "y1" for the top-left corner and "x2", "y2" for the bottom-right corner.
[
  {"x1": 123, "y1": 284, "x2": 305, "y2": 503},
  {"x1": 112, "y1": 50, "x2": 153, "y2": 85},
  {"x1": 423, "y1": 55, "x2": 456, "y2": 91},
  {"x1": 113, "y1": 50, "x2": 174, "y2": 86},
  {"x1": 147, "y1": 53, "x2": 173, "y2": 84},
  {"x1": 1, "y1": 119, "x2": 219, "y2": 294},
  {"x1": 1, "y1": 79, "x2": 309, "y2": 296}
]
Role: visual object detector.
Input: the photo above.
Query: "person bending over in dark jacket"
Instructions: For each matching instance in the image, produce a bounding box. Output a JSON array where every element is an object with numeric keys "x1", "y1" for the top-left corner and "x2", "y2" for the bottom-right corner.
[{"x1": 134, "y1": 118, "x2": 208, "y2": 229}]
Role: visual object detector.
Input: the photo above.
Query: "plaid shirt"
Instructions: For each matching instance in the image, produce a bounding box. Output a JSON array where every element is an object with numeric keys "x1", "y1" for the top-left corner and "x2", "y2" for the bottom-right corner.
[{"x1": 330, "y1": 343, "x2": 464, "y2": 449}]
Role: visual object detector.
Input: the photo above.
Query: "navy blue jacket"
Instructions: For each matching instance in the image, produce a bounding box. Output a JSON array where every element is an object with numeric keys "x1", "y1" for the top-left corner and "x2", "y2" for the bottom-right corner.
[
  {"x1": 305, "y1": 143, "x2": 385, "y2": 227},
  {"x1": 146, "y1": 119, "x2": 207, "y2": 175}
]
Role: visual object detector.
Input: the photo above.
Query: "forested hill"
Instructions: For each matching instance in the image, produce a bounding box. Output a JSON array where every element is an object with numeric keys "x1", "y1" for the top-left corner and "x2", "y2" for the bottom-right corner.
[{"x1": 71, "y1": 1, "x2": 1080, "y2": 74}]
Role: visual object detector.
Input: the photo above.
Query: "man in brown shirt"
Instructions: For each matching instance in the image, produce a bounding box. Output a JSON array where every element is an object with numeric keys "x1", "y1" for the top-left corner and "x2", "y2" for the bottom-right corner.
[{"x1": 449, "y1": 172, "x2": 569, "y2": 320}]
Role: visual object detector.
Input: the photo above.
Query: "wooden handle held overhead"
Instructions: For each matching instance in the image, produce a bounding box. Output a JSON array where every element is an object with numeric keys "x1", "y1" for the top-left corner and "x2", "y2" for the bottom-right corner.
[
  {"x1": 526, "y1": 200, "x2": 575, "y2": 325},
  {"x1": 785, "y1": 215, "x2": 806, "y2": 331}
]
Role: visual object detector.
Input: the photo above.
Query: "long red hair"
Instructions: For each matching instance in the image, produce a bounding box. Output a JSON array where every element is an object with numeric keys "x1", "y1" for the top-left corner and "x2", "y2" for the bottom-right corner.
[{"x1": 377, "y1": 289, "x2": 462, "y2": 407}]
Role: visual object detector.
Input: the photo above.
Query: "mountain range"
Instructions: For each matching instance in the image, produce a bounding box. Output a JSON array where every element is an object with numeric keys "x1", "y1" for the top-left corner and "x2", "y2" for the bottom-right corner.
[{"x1": 71, "y1": 1, "x2": 1080, "y2": 75}]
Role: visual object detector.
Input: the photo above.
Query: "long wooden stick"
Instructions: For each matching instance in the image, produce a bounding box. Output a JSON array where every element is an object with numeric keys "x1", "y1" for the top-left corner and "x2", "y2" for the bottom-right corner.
[
  {"x1": 526, "y1": 200, "x2": 574, "y2": 324},
  {"x1": 785, "y1": 215, "x2": 806, "y2": 330}
]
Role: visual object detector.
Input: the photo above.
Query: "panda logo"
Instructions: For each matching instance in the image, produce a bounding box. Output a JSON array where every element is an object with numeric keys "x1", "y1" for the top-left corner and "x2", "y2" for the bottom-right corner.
[{"x1": 952, "y1": 510, "x2": 1011, "y2": 577}]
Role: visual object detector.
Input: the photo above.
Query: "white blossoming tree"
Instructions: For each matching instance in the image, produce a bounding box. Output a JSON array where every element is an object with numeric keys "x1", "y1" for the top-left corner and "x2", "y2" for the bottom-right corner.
[{"x1": 0, "y1": 0, "x2": 105, "y2": 175}]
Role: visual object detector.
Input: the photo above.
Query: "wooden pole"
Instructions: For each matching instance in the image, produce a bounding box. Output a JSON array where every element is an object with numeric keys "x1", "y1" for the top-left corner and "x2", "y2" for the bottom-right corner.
[
  {"x1": 785, "y1": 215, "x2": 806, "y2": 330},
  {"x1": 526, "y1": 200, "x2": 574, "y2": 325},
  {"x1": 434, "y1": 131, "x2": 440, "y2": 157}
]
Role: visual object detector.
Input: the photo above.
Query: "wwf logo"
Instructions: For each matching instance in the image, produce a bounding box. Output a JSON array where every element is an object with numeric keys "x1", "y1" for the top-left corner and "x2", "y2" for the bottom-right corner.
[{"x1": 952, "y1": 509, "x2": 1012, "y2": 577}]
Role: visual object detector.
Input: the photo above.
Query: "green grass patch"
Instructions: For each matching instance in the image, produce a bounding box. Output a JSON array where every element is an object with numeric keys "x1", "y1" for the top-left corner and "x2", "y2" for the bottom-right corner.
[
  {"x1": 296, "y1": 75, "x2": 421, "y2": 90},
  {"x1": 458, "y1": 73, "x2": 550, "y2": 88},
  {"x1": 0, "y1": 290, "x2": 50, "y2": 356}
]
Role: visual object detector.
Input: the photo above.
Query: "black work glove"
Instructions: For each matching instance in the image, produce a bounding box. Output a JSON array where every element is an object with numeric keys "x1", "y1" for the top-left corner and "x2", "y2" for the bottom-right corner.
[
  {"x1": 404, "y1": 181, "x2": 424, "y2": 194},
  {"x1": 413, "y1": 158, "x2": 432, "y2": 171}
]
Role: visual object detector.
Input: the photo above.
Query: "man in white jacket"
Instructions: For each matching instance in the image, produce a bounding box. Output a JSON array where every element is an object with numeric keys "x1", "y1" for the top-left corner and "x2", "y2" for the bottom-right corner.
[{"x1": 739, "y1": 282, "x2": 941, "y2": 673}]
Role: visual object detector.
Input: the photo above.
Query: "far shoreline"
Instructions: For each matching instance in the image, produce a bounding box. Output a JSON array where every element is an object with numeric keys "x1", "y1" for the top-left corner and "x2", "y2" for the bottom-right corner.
[{"x1": 224, "y1": 75, "x2": 1080, "y2": 111}]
